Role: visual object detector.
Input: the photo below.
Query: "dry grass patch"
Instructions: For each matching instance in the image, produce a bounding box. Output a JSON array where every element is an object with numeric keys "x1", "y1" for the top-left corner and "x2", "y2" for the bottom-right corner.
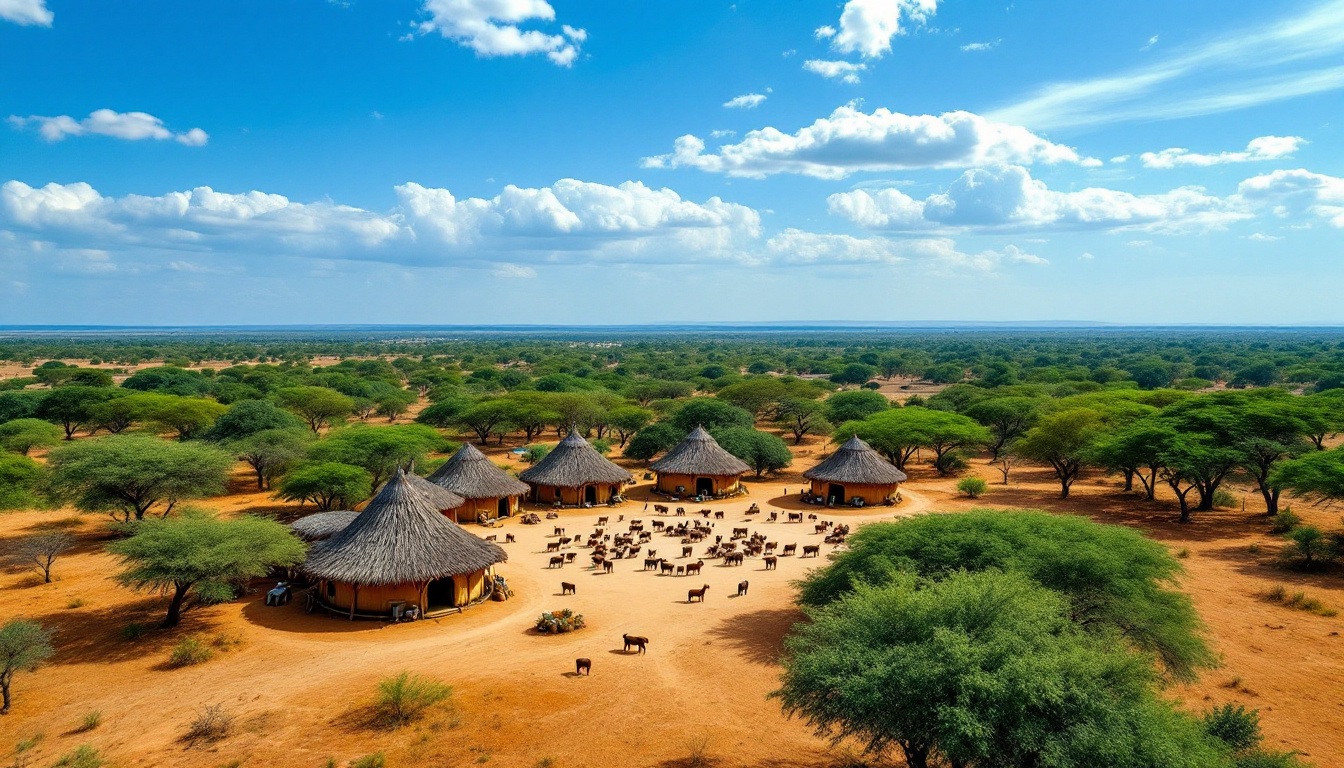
[{"x1": 1263, "y1": 584, "x2": 1339, "y2": 617}]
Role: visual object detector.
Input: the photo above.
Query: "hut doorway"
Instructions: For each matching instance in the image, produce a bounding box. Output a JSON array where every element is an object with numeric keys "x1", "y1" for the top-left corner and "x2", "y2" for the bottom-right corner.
[
  {"x1": 426, "y1": 578, "x2": 457, "y2": 610},
  {"x1": 696, "y1": 477, "x2": 714, "y2": 497},
  {"x1": 584, "y1": 485, "x2": 597, "y2": 505},
  {"x1": 827, "y1": 483, "x2": 846, "y2": 505},
  {"x1": 497, "y1": 497, "x2": 510, "y2": 517}
]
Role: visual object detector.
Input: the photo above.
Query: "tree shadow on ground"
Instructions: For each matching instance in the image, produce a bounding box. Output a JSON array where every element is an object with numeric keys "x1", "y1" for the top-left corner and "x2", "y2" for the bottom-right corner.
[
  {"x1": 704, "y1": 607, "x2": 804, "y2": 667},
  {"x1": 45, "y1": 596, "x2": 227, "y2": 666}
]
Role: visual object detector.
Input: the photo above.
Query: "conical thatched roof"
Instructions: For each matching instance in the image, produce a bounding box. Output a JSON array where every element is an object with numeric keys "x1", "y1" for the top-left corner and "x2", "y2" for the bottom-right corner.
[
  {"x1": 804, "y1": 436, "x2": 908, "y2": 485},
  {"x1": 404, "y1": 470, "x2": 466, "y2": 511},
  {"x1": 519, "y1": 432, "x2": 633, "y2": 488},
  {"x1": 428, "y1": 443, "x2": 529, "y2": 499},
  {"x1": 650, "y1": 426, "x2": 750, "y2": 477},
  {"x1": 302, "y1": 469, "x2": 507, "y2": 586},
  {"x1": 289, "y1": 510, "x2": 359, "y2": 542}
]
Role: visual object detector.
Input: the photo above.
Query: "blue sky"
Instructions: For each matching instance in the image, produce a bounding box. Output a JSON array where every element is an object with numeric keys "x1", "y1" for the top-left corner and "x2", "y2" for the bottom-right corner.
[{"x1": 1, "y1": 0, "x2": 1342, "y2": 325}]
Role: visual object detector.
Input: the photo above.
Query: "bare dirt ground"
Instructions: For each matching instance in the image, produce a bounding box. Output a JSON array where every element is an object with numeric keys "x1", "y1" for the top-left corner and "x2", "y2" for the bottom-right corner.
[{"x1": 2, "y1": 436, "x2": 1344, "y2": 768}]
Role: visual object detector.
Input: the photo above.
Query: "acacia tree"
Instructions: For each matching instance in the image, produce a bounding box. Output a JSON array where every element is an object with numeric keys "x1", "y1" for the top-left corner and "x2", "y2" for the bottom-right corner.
[
  {"x1": 230, "y1": 428, "x2": 311, "y2": 490},
  {"x1": 6, "y1": 531, "x2": 74, "y2": 583},
  {"x1": 713, "y1": 427, "x2": 793, "y2": 478},
  {"x1": 774, "y1": 398, "x2": 833, "y2": 445},
  {"x1": 309, "y1": 424, "x2": 443, "y2": 487},
  {"x1": 1271, "y1": 447, "x2": 1344, "y2": 503},
  {"x1": 109, "y1": 510, "x2": 306, "y2": 627},
  {"x1": 608, "y1": 405, "x2": 653, "y2": 447},
  {"x1": 0, "y1": 619, "x2": 54, "y2": 714},
  {"x1": 45, "y1": 435, "x2": 233, "y2": 521},
  {"x1": 277, "y1": 462, "x2": 373, "y2": 510},
  {"x1": 1016, "y1": 409, "x2": 1104, "y2": 498},
  {"x1": 964, "y1": 397, "x2": 1041, "y2": 460},
  {"x1": 454, "y1": 400, "x2": 516, "y2": 445},
  {"x1": 0, "y1": 419, "x2": 62, "y2": 456},
  {"x1": 35, "y1": 386, "x2": 115, "y2": 439},
  {"x1": 1087, "y1": 420, "x2": 1178, "y2": 499},
  {"x1": 275, "y1": 387, "x2": 355, "y2": 433}
]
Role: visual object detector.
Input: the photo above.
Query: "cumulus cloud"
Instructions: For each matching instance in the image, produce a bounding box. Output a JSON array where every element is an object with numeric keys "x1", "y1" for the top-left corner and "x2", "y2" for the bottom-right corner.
[
  {"x1": 828, "y1": 165, "x2": 1250, "y2": 234},
  {"x1": 642, "y1": 106, "x2": 1092, "y2": 179},
  {"x1": 763, "y1": 229, "x2": 1044, "y2": 272},
  {"x1": 0, "y1": 0, "x2": 51, "y2": 26},
  {"x1": 803, "y1": 59, "x2": 867, "y2": 84},
  {"x1": 1238, "y1": 168, "x2": 1344, "y2": 228},
  {"x1": 825, "y1": 0, "x2": 939, "y2": 58},
  {"x1": 415, "y1": 0, "x2": 584, "y2": 66},
  {"x1": 1140, "y1": 135, "x2": 1305, "y2": 168},
  {"x1": 8, "y1": 109, "x2": 209, "y2": 145},
  {"x1": 724, "y1": 93, "x2": 767, "y2": 109}
]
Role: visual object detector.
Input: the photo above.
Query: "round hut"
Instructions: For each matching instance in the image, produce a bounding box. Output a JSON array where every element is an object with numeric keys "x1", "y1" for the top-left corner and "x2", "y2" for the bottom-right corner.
[
  {"x1": 289, "y1": 509, "x2": 360, "y2": 542},
  {"x1": 405, "y1": 471, "x2": 467, "y2": 519},
  {"x1": 649, "y1": 425, "x2": 750, "y2": 497},
  {"x1": 302, "y1": 468, "x2": 508, "y2": 619},
  {"x1": 427, "y1": 443, "x2": 530, "y2": 523},
  {"x1": 803, "y1": 435, "x2": 908, "y2": 506},
  {"x1": 519, "y1": 431, "x2": 633, "y2": 506}
]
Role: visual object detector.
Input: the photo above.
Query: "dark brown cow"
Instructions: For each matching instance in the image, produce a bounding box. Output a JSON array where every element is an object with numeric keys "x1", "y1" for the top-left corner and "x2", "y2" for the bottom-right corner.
[
  {"x1": 686, "y1": 560, "x2": 704, "y2": 576},
  {"x1": 802, "y1": 545, "x2": 821, "y2": 557},
  {"x1": 623, "y1": 634, "x2": 649, "y2": 654},
  {"x1": 549, "y1": 555, "x2": 565, "y2": 568},
  {"x1": 561, "y1": 582, "x2": 576, "y2": 595},
  {"x1": 688, "y1": 584, "x2": 710, "y2": 603},
  {"x1": 764, "y1": 556, "x2": 778, "y2": 570},
  {"x1": 782, "y1": 544, "x2": 797, "y2": 556},
  {"x1": 737, "y1": 580, "x2": 749, "y2": 597},
  {"x1": 505, "y1": 533, "x2": 516, "y2": 543},
  {"x1": 603, "y1": 560, "x2": 615, "y2": 574},
  {"x1": 575, "y1": 658, "x2": 591, "y2": 675}
]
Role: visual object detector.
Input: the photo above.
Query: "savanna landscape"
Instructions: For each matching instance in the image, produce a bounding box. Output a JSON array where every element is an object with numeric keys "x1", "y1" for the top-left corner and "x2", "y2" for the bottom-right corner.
[{"x1": 2, "y1": 331, "x2": 1344, "y2": 768}]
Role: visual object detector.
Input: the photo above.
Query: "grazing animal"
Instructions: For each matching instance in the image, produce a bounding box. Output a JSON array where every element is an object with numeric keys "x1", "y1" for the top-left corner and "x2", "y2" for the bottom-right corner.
[
  {"x1": 654, "y1": 505, "x2": 668, "y2": 514},
  {"x1": 688, "y1": 584, "x2": 710, "y2": 603},
  {"x1": 808, "y1": 514, "x2": 818, "y2": 522},
  {"x1": 686, "y1": 560, "x2": 704, "y2": 576},
  {"x1": 644, "y1": 557, "x2": 661, "y2": 570},
  {"x1": 547, "y1": 542, "x2": 561, "y2": 552},
  {"x1": 560, "y1": 536, "x2": 573, "y2": 546},
  {"x1": 549, "y1": 555, "x2": 565, "y2": 568},
  {"x1": 738, "y1": 580, "x2": 749, "y2": 597},
  {"x1": 623, "y1": 634, "x2": 649, "y2": 654},
  {"x1": 484, "y1": 534, "x2": 497, "y2": 541},
  {"x1": 732, "y1": 527, "x2": 749, "y2": 539},
  {"x1": 561, "y1": 582, "x2": 576, "y2": 595},
  {"x1": 815, "y1": 523, "x2": 828, "y2": 534},
  {"x1": 575, "y1": 657, "x2": 591, "y2": 675},
  {"x1": 676, "y1": 566, "x2": 685, "y2": 576},
  {"x1": 714, "y1": 511, "x2": 725, "y2": 519},
  {"x1": 505, "y1": 533, "x2": 516, "y2": 543},
  {"x1": 675, "y1": 507, "x2": 686, "y2": 516},
  {"x1": 768, "y1": 512, "x2": 778, "y2": 522},
  {"x1": 565, "y1": 552, "x2": 577, "y2": 563},
  {"x1": 682, "y1": 546, "x2": 694, "y2": 558},
  {"x1": 782, "y1": 544, "x2": 797, "y2": 556},
  {"x1": 603, "y1": 560, "x2": 615, "y2": 574},
  {"x1": 597, "y1": 516, "x2": 609, "y2": 526},
  {"x1": 554, "y1": 527, "x2": 565, "y2": 537},
  {"x1": 728, "y1": 552, "x2": 745, "y2": 566},
  {"x1": 764, "y1": 556, "x2": 777, "y2": 570},
  {"x1": 660, "y1": 561, "x2": 675, "y2": 575},
  {"x1": 787, "y1": 512, "x2": 803, "y2": 523},
  {"x1": 802, "y1": 545, "x2": 820, "y2": 557}
]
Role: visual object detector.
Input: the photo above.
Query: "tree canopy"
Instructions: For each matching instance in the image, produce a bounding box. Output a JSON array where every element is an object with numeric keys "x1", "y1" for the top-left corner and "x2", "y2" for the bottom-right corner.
[{"x1": 45, "y1": 434, "x2": 233, "y2": 521}]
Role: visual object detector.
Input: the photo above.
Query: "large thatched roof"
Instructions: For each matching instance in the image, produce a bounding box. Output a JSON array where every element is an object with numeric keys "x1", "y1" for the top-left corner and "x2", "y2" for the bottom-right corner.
[
  {"x1": 519, "y1": 432, "x2": 633, "y2": 488},
  {"x1": 404, "y1": 470, "x2": 466, "y2": 511},
  {"x1": 302, "y1": 469, "x2": 507, "y2": 586},
  {"x1": 289, "y1": 510, "x2": 359, "y2": 542},
  {"x1": 650, "y1": 425, "x2": 750, "y2": 477},
  {"x1": 427, "y1": 443, "x2": 529, "y2": 499},
  {"x1": 803, "y1": 436, "x2": 908, "y2": 485}
]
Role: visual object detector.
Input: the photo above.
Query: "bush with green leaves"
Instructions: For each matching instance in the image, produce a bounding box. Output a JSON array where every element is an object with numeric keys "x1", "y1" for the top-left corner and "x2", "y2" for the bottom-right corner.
[
  {"x1": 0, "y1": 418, "x2": 62, "y2": 455},
  {"x1": 52, "y1": 745, "x2": 104, "y2": 768},
  {"x1": 45, "y1": 434, "x2": 233, "y2": 521},
  {"x1": 521, "y1": 444, "x2": 551, "y2": 465},
  {"x1": 201, "y1": 399, "x2": 306, "y2": 442},
  {"x1": 0, "y1": 453, "x2": 43, "y2": 511},
  {"x1": 1269, "y1": 509, "x2": 1301, "y2": 534},
  {"x1": 375, "y1": 671, "x2": 453, "y2": 727},
  {"x1": 277, "y1": 461, "x2": 374, "y2": 511},
  {"x1": 955, "y1": 477, "x2": 988, "y2": 498},
  {"x1": 1278, "y1": 525, "x2": 1340, "y2": 570},
  {"x1": 168, "y1": 636, "x2": 215, "y2": 668},
  {"x1": 1203, "y1": 703, "x2": 1262, "y2": 753}
]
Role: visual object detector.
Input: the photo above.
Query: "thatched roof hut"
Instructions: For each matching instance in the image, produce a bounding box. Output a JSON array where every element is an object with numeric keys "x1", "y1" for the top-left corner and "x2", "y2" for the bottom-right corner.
[
  {"x1": 803, "y1": 436, "x2": 907, "y2": 506},
  {"x1": 303, "y1": 468, "x2": 507, "y2": 587},
  {"x1": 519, "y1": 432, "x2": 633, "y2": 505},
  {"x1": 650, "y1": 426, "x2": 750, "y2": 476},
  {"x1": 289, "y1": 510, "x2": 359, "y2": 542},
  {"x1": 428, "y1": 443, "x2": 530, "y2": 499},
  {"x1": 404, "y1": 470, "x2": 467, "y2": 512}
]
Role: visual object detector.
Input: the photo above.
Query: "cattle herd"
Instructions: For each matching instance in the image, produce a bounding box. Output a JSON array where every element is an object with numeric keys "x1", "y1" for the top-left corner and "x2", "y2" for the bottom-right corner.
[{"x1": 511, "y1": 505, "x2": 853, "y2": 675}]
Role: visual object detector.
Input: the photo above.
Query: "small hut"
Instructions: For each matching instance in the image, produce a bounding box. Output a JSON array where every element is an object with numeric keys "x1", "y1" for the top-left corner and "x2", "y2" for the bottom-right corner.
[
  {"x1": 427, "y1": 443, "x2": 530, "y2": 522},
  {"x1": 649, "y1": 425, "x2": 750, "y2": 497},
  {"x1": 289, "y1": 510, "x2": 359, "y2": 542},
  {"x1": 302, "y1": 469, "x2": 508, "y2": 619},
  {"x1": 405, "y1": 471, "x2": 467, "y2": 518},
  {"x1": 519, "y1": 432, "x2": 633, "y2": 506},
  {"x1": 803, "y1": 436, "x2": 907, "y2": 506}
]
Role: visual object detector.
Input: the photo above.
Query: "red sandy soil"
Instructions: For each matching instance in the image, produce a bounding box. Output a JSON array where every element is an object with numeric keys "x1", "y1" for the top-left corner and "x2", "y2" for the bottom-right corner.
[{"x1": 2, "y1": 436, "x2": 1344, "y2": 768}]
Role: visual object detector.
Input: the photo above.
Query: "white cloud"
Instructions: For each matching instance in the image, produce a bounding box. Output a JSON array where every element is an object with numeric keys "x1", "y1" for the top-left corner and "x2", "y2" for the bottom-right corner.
[
  {"x1": 8, "y1": 109, "x2": 209, "y2": 145},
  {"x1": 763, "y1": 229, "x2": 1043, "y2": 272},
  {"x1": 803, "y1": 59, "x2": 868, "y2": 84},
  {"x1": 1238, "y1": 168, "x2": 1344, "y2": 227},
  {"x1": 415, "y1": 0, "x2": 584, "y2": 67},
  {"x1": 814, "y1": 25, "x2": 836, "y2": 40},
  {"x1": 1079, "y1": 252, "x2": 1095, "y2": 260},
  {"x1": 1141, "y1": 34, "x2": 1159, "y2": 51},
  {"x1": 492, "y1": 263, "x2": 537, "y2": 278},
  {"x1": 724, "y1": 93, "x2": 767, "y2": 109},
  {"x1": 642, "y1": 106, "x2": 1092, "y2": 179},
  {"x1": 1140, "y1": 135, "x2": 1305, "y2": 168},
  {"x1": 1246, "y1": 232, "x2": 1281, "y2": 241},
  {"x1": 0, "y1": 0, "x2": 51, "y2": 26},
  {"x1": 992, "y1": 1, "x2": 1344, "y2": 129},
  {"x1": 960, "y1": 40, "x2": 999, "y2": 52},
  {"x1": 826, "y1": 0, "x2": 939, "y2": 58},
  {"x1": 828, "y1": 165, "x2": 1250, "y2": 234},
  {"x1": 709, "y1": 129, "x2": 736, "y2": 139},
  {"x1": 1110, "y1": 155, "x2": 1130, "y2": 164}
]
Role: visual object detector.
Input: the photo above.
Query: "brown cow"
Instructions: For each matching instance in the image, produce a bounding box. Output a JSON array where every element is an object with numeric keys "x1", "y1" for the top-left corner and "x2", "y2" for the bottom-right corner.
[
  {"x1": 561, "y1": 582, "x2": 576, "y2": 595},
  {"x1": 688, "y1": 584, "x2": 710, "y2": 603},
  {"x1": 505, "y1": 533, "x2": 516, "y2": 543},
  {"x1": 764, "y1": 556, "x2": 777, "y2": 570},
  {"x1": 737, "y1": 580, "x2": 749, "y2": 597},
  {"x1": 549, "y1": 555, "x2": 565, "y2": 568},
  {"x1": 575, "y1": 658, "x2": 591, "y2": 675},
  {"x1": 782, "y1": 544, "x2": 797, "y2": 556},
  {"x1": 681, "y1": 546, "x2": 694, "y2": 558},
  {"x1": 660, "y1": 560, "x2": 675, "y2": 575},
  {"x1": 547, "y1": 541, "x2": 561, "y2": 552},
  {"x1": 686, "y1": 560, "x2": 705, "y2": 576},
  {"x1": 554, "y1": 527, "x2": 566, "y2": 536},
  {"x1": 802, "y1": 545, "x2": 821, "y2": 557},
  {"x1": 603, "y1": 560, "x2": 615, "y2": 574},
  {"x1": 623, "y1": 634, "x2": 649, "y2": 654}
]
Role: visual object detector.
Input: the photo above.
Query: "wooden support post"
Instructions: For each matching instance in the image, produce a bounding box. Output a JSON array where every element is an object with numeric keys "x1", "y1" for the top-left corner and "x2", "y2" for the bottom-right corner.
[{"x1": 349, "y1": 584, "x2": 358, "y2": 620}]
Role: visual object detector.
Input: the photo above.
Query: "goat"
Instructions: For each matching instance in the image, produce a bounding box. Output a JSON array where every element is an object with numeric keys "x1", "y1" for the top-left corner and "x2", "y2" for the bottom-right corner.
[
  {"x1": 764, "y1": 556, "x2": 778, "y2": 570},
  {"x1": 575, "y1": 657, "x2": 591, "y2": 675},
  {"x1": 623, "y1": 633, "x2": 649, "y2": 654},
  {"x1": 549, "y1": 555, "x2": 565, "y2": 568},
  {"x1": 686, "y1": 560, "x2": 704, "y2": 576},
  {"x1": 688, "y1": 584, "x2": 710, "y2": 603},
  {"x1": 782, "y1": 544, "x2": 797, "y2": 556},
  {"x1": 802, "y1": 544, "x2": 821, "y2": 557},
  {"x1": 738, "y1": 580, "x2": 749, "y2": 597},
  {"x1": 561, "y1": 582, "x2": 576, "y2": 595}
]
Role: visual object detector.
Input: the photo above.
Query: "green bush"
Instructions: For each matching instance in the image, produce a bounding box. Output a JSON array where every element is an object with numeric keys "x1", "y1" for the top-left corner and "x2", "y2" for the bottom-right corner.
[
  {"x1": 75, "y1": 709, "x2": 102, "y2": 733},
  {"x1": 375, "y1": 671, "x2": 452, "y2": 727},
  {"x1": 1212, "y1": 488, "x2": 1239, "y2": 509},
  {"x1": 351, "y1": 754, "x2": 386, "y2": 768},
  {"x1": 52, "y1": 745, "x2": 103, "y2": 768},
  {"x1": 1202, "y1": 703, "x2": 1261, "y2": 752},
  {"x1": 1269, "y1": 509, "x2": 1301, "y2": 534},
  {"x1": 120, "y1": 623, "x2": 148, "y2": 641},
  {"x1": 956, "y1": 477, "x2": 988, "y2": 498},
  {"x1": 168, "y1": 636, "x2": 215, "y2": 668},
  {"x1": 1278, "y1": 526, "x2": 1339, "y2": 571}
]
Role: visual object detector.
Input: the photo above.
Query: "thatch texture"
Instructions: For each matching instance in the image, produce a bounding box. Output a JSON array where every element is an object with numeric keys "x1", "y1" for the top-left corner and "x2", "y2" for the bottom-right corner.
[
  {"x1": 803, "y1": 436, "x2": 908, "y2": 485},
  {"x1": 302, "y1": 469, "x2": 507, "y2": 586},
  {"x1": 650, "y1": 425, "x2": 750, "y2": 477},
  {"x1": 519, "y1": 432, "x2": 633, "y2": 488},
  {"x1": 289, "y1": 510, "x2": 359, "y2": 542},
  {"x1": 428, "y1": 443, "x2": 529, "y2": 499},
  {"x1": 405, "y1": 470, "x2": 466, "y2": 511}
]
